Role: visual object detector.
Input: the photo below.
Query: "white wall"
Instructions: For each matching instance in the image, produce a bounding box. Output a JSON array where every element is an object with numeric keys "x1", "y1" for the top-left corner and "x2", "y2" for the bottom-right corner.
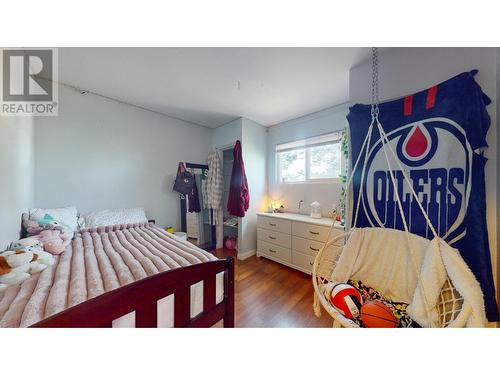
[
  {"x1": 0, "y1": 115, "x2": 34, "y2": 249},
  {"x1": 267, "y1": 104, "x2": 349, "y2": 217},
  {"x1": 349, "y1": 47, "x2": 498, "y2": 318},
  {"x1": 211, "y1": 117, "x2": 268, "y2": 256},
  {"x1": 239, "y1": 118, "x2": 268, "y2": 256},
  {"x1": 211, "y1": 118, "x2": 242, "y2": 150},
  {"x1": 0, "y1": 60, "x2": 35, "y2": 250},
  {"x1": 33, "y1": 84, "x2": 212, "y2": 229}
]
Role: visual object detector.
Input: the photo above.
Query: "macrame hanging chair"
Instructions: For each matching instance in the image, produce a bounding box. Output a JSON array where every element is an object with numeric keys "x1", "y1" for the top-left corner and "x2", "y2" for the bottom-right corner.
[{"x1": 312, "y1": 48, "x2": 485, "y2": 328}]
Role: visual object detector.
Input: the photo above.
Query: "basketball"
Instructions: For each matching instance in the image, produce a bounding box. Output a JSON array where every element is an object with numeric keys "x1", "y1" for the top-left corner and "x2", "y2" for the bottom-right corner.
[
  {"x1": 329, "y1": 283, "x2": 363, "y2": 319},
  {"x1": 360, "y1": 300, "x2": 399, "y2": 328}
]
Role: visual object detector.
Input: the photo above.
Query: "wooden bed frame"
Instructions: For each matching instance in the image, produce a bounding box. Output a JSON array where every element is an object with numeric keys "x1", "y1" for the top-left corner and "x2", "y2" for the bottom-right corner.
[{"x1": 31, "y1": 257, "x2": 234, "y2": 328}]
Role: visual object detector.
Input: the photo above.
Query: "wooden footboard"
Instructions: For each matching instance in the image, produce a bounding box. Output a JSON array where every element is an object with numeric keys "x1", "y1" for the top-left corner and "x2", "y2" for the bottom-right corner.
[{"x1": 31, "y1": 257, "x2": 235, "y2": 328}]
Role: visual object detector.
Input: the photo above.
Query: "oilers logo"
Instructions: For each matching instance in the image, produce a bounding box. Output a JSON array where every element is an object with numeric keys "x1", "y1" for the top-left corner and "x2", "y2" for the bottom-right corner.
[{"x1": 362, "y1": 117, "x2": 472, "y2": 243}]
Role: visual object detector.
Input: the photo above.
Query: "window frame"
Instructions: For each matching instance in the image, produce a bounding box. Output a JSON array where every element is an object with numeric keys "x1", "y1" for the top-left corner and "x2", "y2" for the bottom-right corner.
[{"x1": 276, "y1": 131, "x2": 344, "y2": 185}]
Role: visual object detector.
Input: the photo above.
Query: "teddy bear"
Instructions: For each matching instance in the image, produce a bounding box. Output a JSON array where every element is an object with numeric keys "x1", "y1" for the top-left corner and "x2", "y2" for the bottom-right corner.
[
  {"x1": 0, "y1": 248, "x2": 55, "y2": 292},
  {"x1": 10, "y1": 230, "x2": 70, "y2": 256},
  {"x1": 36, "y1": 230, "x2": 70, "y2": 255}
]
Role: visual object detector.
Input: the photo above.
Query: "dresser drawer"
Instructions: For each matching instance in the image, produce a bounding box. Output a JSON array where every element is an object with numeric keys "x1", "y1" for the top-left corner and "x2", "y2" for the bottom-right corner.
[
  {"x1": 292, "y1": 236, "x2": 325, "y2": 257},
  {"x1": 258, "y1": 240, "x2": 292, "y2": 262},
  {"x1": 292, "y1": 252, "x2": 315, "y2": 274},
  {"x1": 257, "y1": 215, "x2": 291, "y2": 234},
  {"x1": 257, "y1": 228, "x2": 291, "y2": 248},
  {"x1": 292, "y1": 221, "x2": 338, "y2": 242}
]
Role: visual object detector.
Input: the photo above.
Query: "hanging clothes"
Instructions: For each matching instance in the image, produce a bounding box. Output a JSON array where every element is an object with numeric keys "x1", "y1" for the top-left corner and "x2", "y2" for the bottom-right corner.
[
  {"x1": 227, "y1": 140, "x2": 249, "y2": 217},
  {"x1": 206, "y1": 149, "x2": 223, "y2": 224},
  {"x1": 188, "y1": 176, "x2": 201, "y2": 213}
]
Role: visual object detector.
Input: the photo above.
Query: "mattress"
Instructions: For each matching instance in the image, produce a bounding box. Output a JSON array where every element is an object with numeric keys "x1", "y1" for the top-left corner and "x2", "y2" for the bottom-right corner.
[{"x1": 0, "y1": 223, "x2": 223, "y2": 328}]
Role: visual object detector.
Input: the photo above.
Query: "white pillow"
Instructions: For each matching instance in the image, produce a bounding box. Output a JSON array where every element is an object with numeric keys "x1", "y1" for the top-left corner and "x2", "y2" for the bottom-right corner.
[
  {"x1": 29, "y1": 206, "x2": 79, "y2": 233},
  {"x1": 81, "y1": 208, "x2": 148, "y2": 229}
]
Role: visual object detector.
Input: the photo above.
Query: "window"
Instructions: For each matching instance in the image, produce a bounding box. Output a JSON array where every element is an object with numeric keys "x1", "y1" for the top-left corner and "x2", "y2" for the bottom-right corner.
[{"x1": 276, "y1": 131, "x2": 343, "y2": 183}]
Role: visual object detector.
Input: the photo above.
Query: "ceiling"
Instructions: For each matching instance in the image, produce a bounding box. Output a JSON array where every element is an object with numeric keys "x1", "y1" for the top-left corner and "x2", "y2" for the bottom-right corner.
[{"x1": 57, "y1": 48, "x2": 372, "y2": 128}]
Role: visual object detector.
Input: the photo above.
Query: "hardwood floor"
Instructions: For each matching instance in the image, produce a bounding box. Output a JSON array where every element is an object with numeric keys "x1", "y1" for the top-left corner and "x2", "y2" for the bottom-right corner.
[{"x1": 213, "y1": 248, "x2": 333, "y2": 328}]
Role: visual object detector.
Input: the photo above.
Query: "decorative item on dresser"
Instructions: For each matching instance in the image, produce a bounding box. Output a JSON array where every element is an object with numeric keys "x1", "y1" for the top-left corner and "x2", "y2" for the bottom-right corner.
[{"x1": 257, "y1": 213, "x2": 344, "y2": 274}]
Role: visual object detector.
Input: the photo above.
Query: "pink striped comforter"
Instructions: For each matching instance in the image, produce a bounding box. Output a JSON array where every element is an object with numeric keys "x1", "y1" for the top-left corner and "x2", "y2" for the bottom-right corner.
[{"x1": 0, "y1": 223, "x2": 217, "y2": 328}]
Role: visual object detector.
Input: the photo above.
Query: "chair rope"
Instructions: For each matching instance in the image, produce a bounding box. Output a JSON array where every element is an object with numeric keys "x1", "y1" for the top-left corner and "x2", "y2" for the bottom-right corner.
[
  {"x1": 312, "y1": 47, "x2": 466, "y2": 328},
  {"x1": 375, "y1": 119, "x2": 435, "y2": 324},
  {"x1": 376, "y1": 121, "x2": 439, "y2": 239}
]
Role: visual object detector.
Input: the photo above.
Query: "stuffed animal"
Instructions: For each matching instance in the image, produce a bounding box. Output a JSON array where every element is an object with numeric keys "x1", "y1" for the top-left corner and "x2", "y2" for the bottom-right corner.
[
  {"x1": 37, "y1": 214, "x2": 73, "y2": 237},
  {"x1": 10, "y1": 230, "x2": 70, "y2": 256},
  {"x1": 0, "y1": 248, "x2": 54, "y2": 291},
  {"x1": 37, "y1": 229, "x2": 70, "y2": 255},
  {"x1": 9, "y1": 237, "x2": 44, "y2": 252},
  {"x1": 23, "y1": 214, "x2": 73, "y2": 238}
]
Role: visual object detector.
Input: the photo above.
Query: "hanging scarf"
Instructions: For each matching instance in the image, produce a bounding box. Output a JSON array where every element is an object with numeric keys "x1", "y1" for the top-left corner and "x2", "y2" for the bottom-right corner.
[
  {"x1": 227, "y1": 140, "x2": 249, "y2": 217},
  {"x1": 188, "y1": 177, "x2": 201, "y2": 213}
]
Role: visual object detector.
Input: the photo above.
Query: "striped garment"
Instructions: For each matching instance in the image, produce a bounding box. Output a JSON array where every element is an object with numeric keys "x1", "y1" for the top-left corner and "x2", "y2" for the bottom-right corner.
[{"x1": 206, "y1": 150, "x2": 223, "y2": 224}]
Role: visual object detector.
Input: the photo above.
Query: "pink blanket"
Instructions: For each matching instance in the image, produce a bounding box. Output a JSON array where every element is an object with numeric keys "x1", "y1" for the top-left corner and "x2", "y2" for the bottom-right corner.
[{"x1": 0, "y1": 223, "x2": 217, "y2": 328}]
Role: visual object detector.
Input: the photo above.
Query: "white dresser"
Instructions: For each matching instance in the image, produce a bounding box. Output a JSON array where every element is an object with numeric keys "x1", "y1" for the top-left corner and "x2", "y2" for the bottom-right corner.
[{"x1": 257, "y1": 212, "x2": 344, "y2": 274}]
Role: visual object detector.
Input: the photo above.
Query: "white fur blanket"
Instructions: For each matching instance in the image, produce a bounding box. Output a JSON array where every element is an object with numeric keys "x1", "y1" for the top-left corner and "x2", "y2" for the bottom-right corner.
[
  {"x1": 0, "y1": 223, "x2": 217, "y2": 328},
  {"x1": 331, "y1": 227, "x2": 486, "y2": 327}
]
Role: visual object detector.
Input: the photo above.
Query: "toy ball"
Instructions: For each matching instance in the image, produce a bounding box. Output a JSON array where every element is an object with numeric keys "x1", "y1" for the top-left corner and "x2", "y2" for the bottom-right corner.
[
  {"x1": 329, "y1": 283, "x2": 363, "y2": 319},
  {"x1": 360, "y1": 300, "x2": 399, "y2": 328}
]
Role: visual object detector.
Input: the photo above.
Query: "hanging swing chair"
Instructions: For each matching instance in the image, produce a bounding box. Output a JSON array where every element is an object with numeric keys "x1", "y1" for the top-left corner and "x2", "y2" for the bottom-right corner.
[{"x1": 312, "y1": 48, "x2": 486, "y2": 328}]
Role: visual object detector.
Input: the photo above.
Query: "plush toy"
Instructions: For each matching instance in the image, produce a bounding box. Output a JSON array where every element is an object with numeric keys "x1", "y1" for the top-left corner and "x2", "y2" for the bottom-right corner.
[
  {"x1": 23, "y1": 214, "x2": 73, "y2": 238},
  {"x1": 10, "y1": 230, "x2": 70, "y2": 256},
  {"x1": 37, "y1": 214, "x2": 73, "y2": 236},
  {"x1": 0, "y1": 248, "x2": 54, "y2": 291},
  {"x1": 37, "y1": 229, "x2": 70, "y2": 255},
  {"x1": 9, "y1": 237, "x2": 44, "y2": 252}
]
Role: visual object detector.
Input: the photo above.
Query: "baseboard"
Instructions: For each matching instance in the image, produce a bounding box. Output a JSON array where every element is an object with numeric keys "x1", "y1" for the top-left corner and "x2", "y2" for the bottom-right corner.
[{"x1": 237, "y1": 249, "x2": 256, "y2": 260}]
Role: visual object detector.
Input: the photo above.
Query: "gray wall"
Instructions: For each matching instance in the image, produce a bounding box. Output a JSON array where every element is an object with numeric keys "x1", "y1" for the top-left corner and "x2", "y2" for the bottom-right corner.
[
  {"x1": 211, "y1": 118, "x2": 242, "y2": 150},
  {"x1": 0, "y1": 65, "x2": 34, "y2": 250},
  {"x1": 0, "y1": 115, "x2": 34, "y2": 250},
  {"x1": 33, "y1": 84, "x2": 212, "y2": 229},
  {"x1": 211, "y1": 117, "x2": 268, "y2": 257},
  {"x1": 239, "y1": 118, "x2": 268, "y2": 256}
]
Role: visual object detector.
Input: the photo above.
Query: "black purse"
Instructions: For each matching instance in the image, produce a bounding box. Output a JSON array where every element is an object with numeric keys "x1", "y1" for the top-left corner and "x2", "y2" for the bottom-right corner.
[{"x1": 173, "y1": 162, "x2": 194, "y2": 195}]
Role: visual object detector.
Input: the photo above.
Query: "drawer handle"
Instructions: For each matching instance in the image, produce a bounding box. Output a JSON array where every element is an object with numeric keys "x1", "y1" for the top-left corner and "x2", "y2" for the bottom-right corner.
[
  {"x1": 269, "y1": 249, "x2": 277, "y2": 253},
  {"x1": 269, "y1": 223, "x2": 277, "y2": 226},
  {"x1": 269, "y1": 236, "x2": 277, "y2": 240},
  {"x1": 309, "y1": 231, "x2": 320, "y2": 235},
  {"x1": 309, "y1": 261, "x2": 314, "y2": 266},
  {"x1": 309, "y1": 246, "x2": 320, "y2": 251}
]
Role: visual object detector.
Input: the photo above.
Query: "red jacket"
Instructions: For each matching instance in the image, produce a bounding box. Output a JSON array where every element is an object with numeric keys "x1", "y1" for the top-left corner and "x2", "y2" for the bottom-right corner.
[{"x1": 227, "y1": 140, "x2": 249, "y2": 217}]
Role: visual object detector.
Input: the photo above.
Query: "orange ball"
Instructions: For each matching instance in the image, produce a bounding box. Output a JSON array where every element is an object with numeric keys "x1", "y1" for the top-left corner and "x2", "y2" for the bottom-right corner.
[{"x1": 360, "y1": 300, "x2": 399, "y2": 328}]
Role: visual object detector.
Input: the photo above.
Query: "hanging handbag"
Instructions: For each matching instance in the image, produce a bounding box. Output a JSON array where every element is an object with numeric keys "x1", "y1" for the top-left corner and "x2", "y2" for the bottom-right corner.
[{"x1": 173, "y1": 162, "x2": 194, "y2": 195}]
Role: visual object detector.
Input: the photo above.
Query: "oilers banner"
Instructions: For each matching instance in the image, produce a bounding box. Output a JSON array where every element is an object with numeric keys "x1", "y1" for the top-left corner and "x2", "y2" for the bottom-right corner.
[{"x1": 347, "y1": 70, "x2": 499, "y2": 321}]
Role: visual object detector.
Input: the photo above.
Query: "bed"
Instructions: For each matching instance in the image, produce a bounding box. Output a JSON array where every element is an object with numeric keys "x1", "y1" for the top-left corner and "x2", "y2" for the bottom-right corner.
[{"x1": 0, "y1": 222, "x2": 234, "y2": 328}]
